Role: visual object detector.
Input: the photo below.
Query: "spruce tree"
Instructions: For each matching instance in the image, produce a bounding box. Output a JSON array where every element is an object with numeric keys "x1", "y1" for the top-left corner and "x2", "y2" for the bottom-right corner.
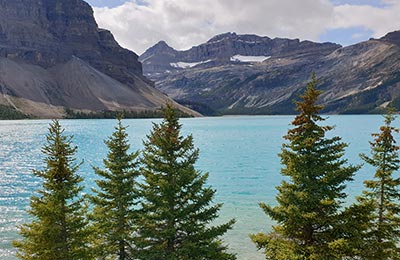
[
  {"x1": 251, "y1": 74, "x2": 359, "y2": 259},
  {"x1": 13, "y1": 120, "x2": 91, "y2": 260},
  {"x1": 137, "y1": 103, "x2": 236, "y2": 260},
  {"x1": 358, "y1": 110, "x2": 400, "y2": 259},
  {"x1": 90, "y1": 117, "x2": 140, "y2": 259}
]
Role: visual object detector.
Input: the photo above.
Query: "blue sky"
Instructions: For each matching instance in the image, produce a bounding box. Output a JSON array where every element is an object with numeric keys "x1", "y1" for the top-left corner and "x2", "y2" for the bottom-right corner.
[
  {"x1": 86, "y1": 0, "x2": 129, "y2": 8},
  {"x1": 85, "y1": 0, "x2": 400, "y2": 54},
  {"x1": 86, "y1": 0, "x2": 150, "y2": 8},
  {"x1": 331, "y1": 0, "x2": 384, "y2": 6},
  {"x1": 86, "y1": 0, "x2": 387, "y2": 8}
]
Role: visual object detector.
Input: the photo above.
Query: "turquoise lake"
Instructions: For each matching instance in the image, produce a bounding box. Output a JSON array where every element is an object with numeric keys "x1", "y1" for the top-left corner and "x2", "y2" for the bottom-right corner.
[{"x1": 0, "y1": 115, "x2": 397, "y2": 259}]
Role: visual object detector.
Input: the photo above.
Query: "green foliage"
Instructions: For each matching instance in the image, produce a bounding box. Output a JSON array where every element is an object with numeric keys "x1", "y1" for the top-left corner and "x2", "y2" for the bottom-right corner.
[
  {"x1": 64, "y1": 107, "x2": 193, "y2": 119},
  {"x1": 328, "y1": 201, "x2": 375, "y2": 258},
  {"x1": 13, "y1": 120, "x2": 91, "y2": 260},
  {"x1": 90, "y1": 117, "x2": 140, "y2": 259},
  {"x1": 0, "y1": 104, "x2": 31, "y2": 119},
  {"x1": 252, "y1": 74, "x2": 359, "y2": 259},
  {"x1": 358, "y1": 109, "x2": 400, "y2": 259},
  {"x1": 175, "y1": 99, "x2": 220, "y2": 116},
  {"x1": 250, "y1": 232, "x2": 299, "y2": 260},
  {"x1": 137, "y1": 103, "x2": 236, "y2": 260}
]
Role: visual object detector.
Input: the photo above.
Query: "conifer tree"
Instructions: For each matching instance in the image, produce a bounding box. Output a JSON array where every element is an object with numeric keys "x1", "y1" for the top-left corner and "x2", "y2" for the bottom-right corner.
[
  {"x1": 251, "y1": 74, "x2": 359, "y2": 259},
  {"x1": 13, "y1": 120, "x2": 91, "y2": 260},
  {"x1": 90, "y1": 117, "x2": 140, "y2": 259},
  {"x1": 358, "y1": 110, "x2": 400, "y2": 259},
  {"x1": 137, "y1": 103, "x2": 236, "y2": 260}
]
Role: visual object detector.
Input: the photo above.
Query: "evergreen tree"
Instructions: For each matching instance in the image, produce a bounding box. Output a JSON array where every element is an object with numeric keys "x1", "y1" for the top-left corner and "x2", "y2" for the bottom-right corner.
[
  {"x1": 13, "y1": 120, "x2": 91, "y2": 260},
  {"x1": 358, "y1": 110, "x2": 400, "y2": 259},
  {"x1": 137, "y1": 103, "x2": 236, "y2": 260},
  {"x1": 90, "y1": 117, "x2": 140, "y2": 259},
  {"x1": 251, "y1": 74, "x2": 359, "y2": 259}
]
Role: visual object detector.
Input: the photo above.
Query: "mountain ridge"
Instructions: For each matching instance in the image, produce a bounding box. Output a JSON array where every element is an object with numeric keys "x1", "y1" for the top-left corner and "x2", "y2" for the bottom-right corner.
[
  {"x1": 139, "y1": 31, "x2": 400, "y2": 115},
  {"x1": 0, "y1": 0, "x2": 197, "y2": 118},
  {"x1": 140, "y1": 32, "x2": 341, "y2": 76}
]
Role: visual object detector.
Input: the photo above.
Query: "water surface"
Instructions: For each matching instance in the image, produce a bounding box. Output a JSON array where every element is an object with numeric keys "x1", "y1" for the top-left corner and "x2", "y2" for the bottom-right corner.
[{"x1": 0, "y1": 115, "x2": 392, "y2": 259}]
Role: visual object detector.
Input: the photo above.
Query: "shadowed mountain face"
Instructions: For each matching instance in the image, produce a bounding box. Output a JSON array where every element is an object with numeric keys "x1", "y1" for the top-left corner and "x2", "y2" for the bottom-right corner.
[
  {"x1": 0, "y1": 0, "x2": 196, "y2": 118},
  {"x1": 140, "y1": 32, "x2": 400, "y2": 115}
]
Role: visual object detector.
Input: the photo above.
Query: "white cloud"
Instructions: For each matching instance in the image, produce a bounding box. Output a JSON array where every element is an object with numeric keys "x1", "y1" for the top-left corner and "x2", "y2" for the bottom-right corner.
[
  {"x1": 93, "y1": 0, "x2": 334, "y2": 54},
  {"x1": 329, "y1": 2, "x2": 400, "y2": 39},
  {"x1": 92, "y1": 0, "x2": 400, "y2": 55}
]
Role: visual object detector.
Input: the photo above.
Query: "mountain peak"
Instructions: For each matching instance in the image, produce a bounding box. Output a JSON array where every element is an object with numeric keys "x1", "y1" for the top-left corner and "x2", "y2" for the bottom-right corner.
[
  {"x1": 380, "y1": 30, "x2": 400, "y2": 46},
  {"x1": 206, "y1": 32, "x2": 274, "y2": 44},
  {"x1": 207, "y1": 32, "x2": 238, "y2": 43},
  {"x1": 140, "y1": 32, "x2": 341, "y2": 76},
  {"x1": 139, "y1": 40, "x2": 177, "y2": 64},
  {"x1": 153, "y1": 40, "x2": 174, "y2": 50},
  {"x1": 156, "y1": 40, "x2": 169, "y2": 46},
  {"x1": 0, "y1": 0, "x2": 195, "y2": 118}
]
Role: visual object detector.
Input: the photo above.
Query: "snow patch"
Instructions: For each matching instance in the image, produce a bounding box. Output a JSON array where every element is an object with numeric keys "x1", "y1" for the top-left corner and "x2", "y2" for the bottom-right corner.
[
  {"x1": 170, "y1": 60, "x2": 212, "y2": 69},
  {"x1": 230, "y1": 55, "x2": 270, "y2": 63},
  {"x1": 237, "y1": 39, "x2": 262, "y2": 44}
]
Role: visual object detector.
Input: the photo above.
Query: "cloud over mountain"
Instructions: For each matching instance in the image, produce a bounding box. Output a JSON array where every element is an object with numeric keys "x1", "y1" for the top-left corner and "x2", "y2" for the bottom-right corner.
[
  {"x1": 330, "y1": 2, "x2": 400, "y2": 38},
  {"x1": 93, "y1": 0, "x2": 333, "y2": 54},
  {"x1": 92, "y1": 0, "x2": 400, "y2": 54}
]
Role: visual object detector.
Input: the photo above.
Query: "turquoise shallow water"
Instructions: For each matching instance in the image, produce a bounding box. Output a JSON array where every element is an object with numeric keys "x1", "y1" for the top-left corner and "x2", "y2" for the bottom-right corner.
[{"x1": 0, "y1": 115, "x2": 395, "y2": 259}]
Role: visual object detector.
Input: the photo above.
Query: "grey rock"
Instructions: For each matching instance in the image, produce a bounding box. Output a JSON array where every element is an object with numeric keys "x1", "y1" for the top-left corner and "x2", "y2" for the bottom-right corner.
[
  {"x1": 140, "y1": 32, "x2": 400, "y2": 115},
  {"x1": 0, "y1": 0, "x2": 196, "y2": 118},
  {"x1": 139, "y1": 32, "x2": 340, "y2": 76}
]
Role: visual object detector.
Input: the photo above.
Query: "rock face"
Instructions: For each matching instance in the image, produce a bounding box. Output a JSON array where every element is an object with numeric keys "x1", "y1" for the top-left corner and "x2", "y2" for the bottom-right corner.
[
  {"x1": 140, "y1": 32, "x2": 341, "y2": 76},
  {"x1": 380, "y1": 30, "x2": 400, "y2": 47},
  {"x1": 0, "y1": 0, "x2": 195, "y2": 118},
  {"x1": 140, "y1": 32, "x2": 400, "y2": 115}
]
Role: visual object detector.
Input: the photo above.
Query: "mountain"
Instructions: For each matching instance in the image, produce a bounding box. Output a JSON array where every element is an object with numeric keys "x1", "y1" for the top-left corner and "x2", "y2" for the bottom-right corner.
[
  {"x1": 139, "y1": 32, "x2": 400, "y2": 115},
  {"x1": 0, "y1": 0, "x2": 197, "y2": 118},
  {"x1": 140, "y1": 32, "x2": 340, "y2": 77}
]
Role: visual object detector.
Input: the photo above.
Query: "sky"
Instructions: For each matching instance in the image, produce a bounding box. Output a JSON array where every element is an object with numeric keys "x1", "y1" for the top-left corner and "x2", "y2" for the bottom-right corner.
[{"x1": 84, "y1": 0, "x2": 400, "y2": 55}]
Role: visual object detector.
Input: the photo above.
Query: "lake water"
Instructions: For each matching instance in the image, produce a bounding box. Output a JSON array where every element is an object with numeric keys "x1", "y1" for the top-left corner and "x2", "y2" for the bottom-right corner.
[{"x1": 0, "y1": 115, "x2": 395, "y2": 259}]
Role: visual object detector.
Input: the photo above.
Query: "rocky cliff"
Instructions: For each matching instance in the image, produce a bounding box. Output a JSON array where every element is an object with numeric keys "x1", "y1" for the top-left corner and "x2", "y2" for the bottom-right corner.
[
  {"x1": 0, "y1": 0, "x2": 196, "y2": 118},
  {"x1": 140, "y1": 32, "x2": 400, "y2": 115},
  {"x1": 140, "y1": 32, "x2": 341, "y2": 76}
]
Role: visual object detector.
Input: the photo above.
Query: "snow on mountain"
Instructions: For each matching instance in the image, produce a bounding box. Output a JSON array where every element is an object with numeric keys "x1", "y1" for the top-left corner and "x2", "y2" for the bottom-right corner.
[
  {"x1": 170, "y1": 60, "x2": 212, "y2": 69},
  {"x1": 230, "y1": 55, "x2": 271, "y2": 63}
]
